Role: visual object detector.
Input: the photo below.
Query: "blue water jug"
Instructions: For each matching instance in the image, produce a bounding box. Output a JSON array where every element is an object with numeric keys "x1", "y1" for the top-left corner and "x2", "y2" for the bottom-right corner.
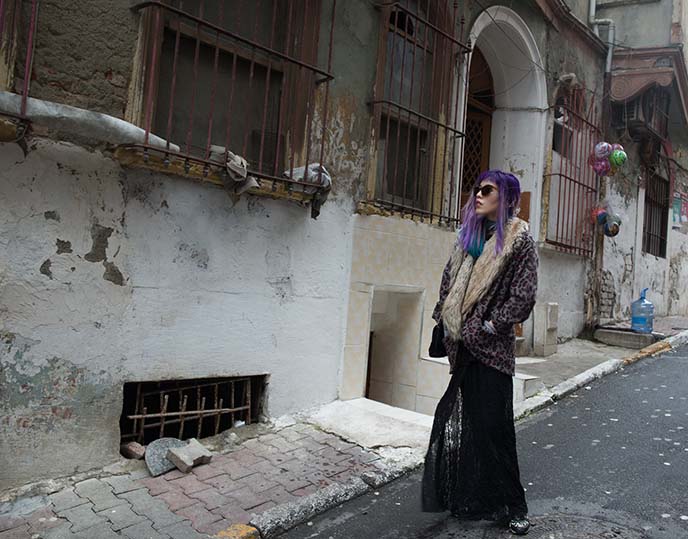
[{"x1": 631, "y1": 288, "x2": 654, "y2": 334}]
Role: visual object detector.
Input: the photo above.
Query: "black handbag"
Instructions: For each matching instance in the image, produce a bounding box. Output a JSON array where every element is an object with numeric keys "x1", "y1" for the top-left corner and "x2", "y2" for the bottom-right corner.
[{"x1": 429, "y1": 321, "x2": 447, "y2": 357}]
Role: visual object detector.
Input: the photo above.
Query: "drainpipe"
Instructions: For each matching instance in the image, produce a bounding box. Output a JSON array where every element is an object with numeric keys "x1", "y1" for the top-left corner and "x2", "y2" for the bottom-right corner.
[{"x1": 587, "y1": 0, "x2": 616, "y2": 329}]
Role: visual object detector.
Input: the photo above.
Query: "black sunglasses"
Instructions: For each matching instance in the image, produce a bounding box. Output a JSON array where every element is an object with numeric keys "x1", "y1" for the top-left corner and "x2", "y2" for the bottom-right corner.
[{"x1": 473, "y1": 184, "x2": 498, "y2": 197}]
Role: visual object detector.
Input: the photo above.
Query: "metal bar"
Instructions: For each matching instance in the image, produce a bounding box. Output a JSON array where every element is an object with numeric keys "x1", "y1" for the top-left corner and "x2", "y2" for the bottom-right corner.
[
  {"x1": 178, "y1": 392, "x2": 187, "y2": 438},
  {"x1": 380, "y1": 6, "x2": 399, "y2": 203},
  {"x1": 301, "y1": 0, "x2": 319, "y2": 178},
  {"x1": 203, "y1": 2, "x2": 224, "y2": 160},
  {"x1": 242, "y1": 0, "x2": 263, "y2": 158},
  {"x1": 197, "y1": 396, "x2": 206, "y2": 438},
  {"x1": 401, "y1": 0, "x2": 418, "y2": 215},
  {"x1": 132, "y1": 382, "x2": 142, "y2": 444},
  {"x1": 372, "y1": 100, "x2": 465, "y2": 136},
  {"x1": 159, "y1": 394, "x2": 169, "y2": 438},
  {"x1": 143, "y1": 6, "x2": 163, "y2": 145},
  {"x1": 376, "y1": 1, "x2": 470, "y2": 52},
  {"x1": 257, "y1": 0, "x2": 279, "y2": 173},
  {"x1": 138, "y1": 406, "x2": 147, "y2": 443},
  {"x1": 272, "y1": 0, "x2": 294, "y2": 176},
  {"x1": 317, "y1": 0, "x2": 337, "y2": 181},
  {"x1": 373, "y1": 198, "x2": 460, "y2": 223},
  {"x1": 392, "y1": 2, "x2": 410, "y2": 209},
  {"x1": 164, "y1": 12, "x2": 182, "y2": 153},
  {"x1": 20, "y1": 0, "x2": 39, "y2": 117},
  {"x1": 130, "y1": 0, "x2": 335, "y2": 80},
  {"x1": 141, "y1": 378, "x2": 253, "y2": 398},
  {"x1": 230, "y1": 379, "x2": 235, "y2": 427},
  {"x1": 246, "y1": 378, "x2": 252, "y2": 425},
  {"x1": 184, "y1": 0, "x2": 204, "y2": 156}
]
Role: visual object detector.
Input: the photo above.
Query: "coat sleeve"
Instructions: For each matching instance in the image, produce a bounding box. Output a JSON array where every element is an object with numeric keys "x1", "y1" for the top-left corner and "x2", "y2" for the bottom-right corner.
[
  {"x1": 490, "y1": 235, "x2": 539, "y2": 334},
  {"x1": 432, "y1": 255, "x2": 453, "y2": 323}
]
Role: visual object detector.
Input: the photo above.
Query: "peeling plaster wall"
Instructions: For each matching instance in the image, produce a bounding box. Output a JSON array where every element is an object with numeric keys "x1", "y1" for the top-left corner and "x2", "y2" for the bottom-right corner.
[{"x1": 0, "y1": 140, "x2": 353, "y2": 489}]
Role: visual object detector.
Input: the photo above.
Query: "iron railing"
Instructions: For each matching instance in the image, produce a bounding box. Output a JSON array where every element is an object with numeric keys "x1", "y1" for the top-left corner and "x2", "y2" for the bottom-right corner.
[
  {"x1": 370, "y1": 0, "x2": 469, "y2": 225},
  {"x1": 545, "y1": 90, "x2": 601, "y2": 257}
]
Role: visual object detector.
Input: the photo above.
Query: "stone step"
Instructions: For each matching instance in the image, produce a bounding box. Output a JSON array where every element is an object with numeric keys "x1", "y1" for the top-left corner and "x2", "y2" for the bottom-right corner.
[
  {"x1": 594, "y1": 328, "x2": 656, "y2": 350},
  {"x1": 513, "y1": 372, "x2": 545, "y2": 403},
  {"x1": 515, "y1": 336, "x2": 529, "y2": 357}
]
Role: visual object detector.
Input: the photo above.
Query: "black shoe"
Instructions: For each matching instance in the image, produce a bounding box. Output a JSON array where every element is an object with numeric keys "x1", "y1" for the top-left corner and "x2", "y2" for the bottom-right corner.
[{"x1": 508, "y1": 515, "x2": 531, "y2": 535}]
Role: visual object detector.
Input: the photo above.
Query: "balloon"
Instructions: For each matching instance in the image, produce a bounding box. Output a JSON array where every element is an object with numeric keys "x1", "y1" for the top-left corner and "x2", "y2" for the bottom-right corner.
[
  {"x1": 596, "y1": 210, "x2": 608, "y2": 225},
  {"x1": 611, "y1": 143, "x2": 625, "y2": 152},
  {"x1": 604, "y1": 213, "x2": 622, "y2": 237},
  {"x1": 594, "y1": 142, "x2": 613, "y2": 159},
  {"x1": 609, "y1": 149, "x2": 627, "y2": 168},
  {"x1": 593, "y1": 158, "x2": 611, "y2": 176}
]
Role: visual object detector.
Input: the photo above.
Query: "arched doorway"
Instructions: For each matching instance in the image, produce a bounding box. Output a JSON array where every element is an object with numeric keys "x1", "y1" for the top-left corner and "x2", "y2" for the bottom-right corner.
[
  {"x1": 466, "y1": 6, "x2": 548, "y2": 239},
  {"x1": 461, "y1": 47, "x2": 495, "y2": 209}
]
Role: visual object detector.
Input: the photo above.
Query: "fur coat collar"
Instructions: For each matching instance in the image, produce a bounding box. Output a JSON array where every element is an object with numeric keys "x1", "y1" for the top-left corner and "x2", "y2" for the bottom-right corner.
[{"x1": 441, "y1": 217, "x2": 530, "y2": 340}]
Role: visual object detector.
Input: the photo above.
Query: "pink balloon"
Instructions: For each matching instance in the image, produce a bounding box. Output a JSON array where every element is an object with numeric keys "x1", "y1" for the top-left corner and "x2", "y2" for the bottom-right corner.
[
  {"x1": 593, "y1": 158, "x2": 611, "y2": 176},
  {"x1": 611, "y1": 143, "x2": 624, "y2": 152}
]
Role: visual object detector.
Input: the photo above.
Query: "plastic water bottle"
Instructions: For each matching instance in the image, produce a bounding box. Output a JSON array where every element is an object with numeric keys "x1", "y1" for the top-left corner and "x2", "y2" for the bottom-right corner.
[{"x1": 631, "y1": 288, "x2": 654, "y2": 334}]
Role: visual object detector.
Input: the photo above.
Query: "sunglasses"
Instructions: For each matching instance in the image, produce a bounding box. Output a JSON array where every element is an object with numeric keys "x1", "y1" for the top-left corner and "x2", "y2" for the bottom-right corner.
[{"x1": 473, "y1": 184, "x2": 498, "y2": 197}]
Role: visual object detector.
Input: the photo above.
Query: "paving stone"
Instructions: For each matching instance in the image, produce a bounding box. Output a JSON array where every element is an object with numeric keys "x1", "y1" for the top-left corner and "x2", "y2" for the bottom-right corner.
[
  {"x1": 73, "y1": 479, "x2": 122, "y2": 512},
  {"x1": 167, "y1": 439, "x2": 212, "y2": 474},
  {"x1": 167, "y1": 475, "x2": 210, "y2": 495},
  {"x1": 0, "y1": 524, "x2": 30, "y2": 539},
  {"x1": 247, "y1": 501, "x2": 276, "y2": 516},
  {"x1": 273, "y1": 473, "x2": 312, "y2": 493},
  {"x1": 227, "y1": 450, "x2": 266, "y2": 468},
  {"x1": 263, "y1": 486, "x2": 296, "y2": 506},
  {"x1": 121, "y1": 521, "x2": 170, "y2": 539},
  {"x1": 291, "y1": 484, "x2": 320, "y2": 497},
  {"x1": 187, "y1": 488, "x2": 230, "y2": 510},
  {"x1": 138, "y1": 477, "x2": 174, "y2": 496},
  {"x1": 190, "y1": 464, "x2": 224, "y2": 482},
  {"x1": 103, "y1": 475, "x2": 147, "y2": 495},
  {"x1": 289, "y1": 437, "x2": 327, "y2": 454},
  {"x1": 161, "y1": 470, "x2": 186, "y2": 481},
  {"x1": 211, "y1": 503, "x2": 251, "y2": 525},
  {"x1": 146, "y1": 438, "x2": 188, "y2": 477},
  {"x1": 0, "y1": 515, "x2": 25, "y2": 533},
  {"x1": 97, "y1": 503, "x2": 147, "y2": 531},
  {"x1": 121, "y1": 441, "x2": 146, "y2": 460},
  {"x1": 40, "y1": 523, "x2": 78, "y2": 539},
  {"x1": 120, "y1": 490, "x2": 184, "y2": 530},
  {"x1": 257, "y1": 434, "x2": 293, "y2": 453},
  {"x1": 238, "y1": 474, "x2": 279, "y2": 493},
  {"x1": 318, "y1": 446, "x2": 354, "y2": 464},
  {"x1": 252, "y1": 448, "x2": 295, "y2": 467},
  {"x1": 203, "y1": 475, "x2": 241, "y2": 495},
  {"x1": 159, "y1": 521, "x2": 208, "y2": 539},
  {"x1": 74, "y1": 522, "x2": 122, "y2": 539},
  {"x1": 322, "y1": 437, "x2": 356, "y2": 452},
  {"x1": 216, "y1": 461, "x2": 257, "y2": 481},
  {"x1": 175, "y1": 503, "x2": 221, "y2": 529},
  {"x1": 226, "y1": 488, "x2": 270, "y2": 511},
  {"x1": 196, "y1": 518, "x2": 242, "y2": 535},
  {"x1": 25, "y1": 507, "x2": 64, "y2": 534},
  {"x1": 343, "y1": 445, "x2": 380, "y2": 464},
  {"x1": 277, "y1": 427, "x2": 309, "y2": 442},
  {"x1": 155, "y1": 490, "x2": 196, "y2": 512},
  {"x1": 246, "y1": 460, "x2": 279, "y2": 477},
  {"x1": 48, "y1": 489, "x2": 88, "y2": 513},
  {"x1": 57, "y1": 503, "x2": 106, "y2": 533}
]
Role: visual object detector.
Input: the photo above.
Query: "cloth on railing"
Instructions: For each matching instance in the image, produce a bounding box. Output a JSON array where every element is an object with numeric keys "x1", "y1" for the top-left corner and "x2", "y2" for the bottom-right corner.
[
  {"x1": 283, "y1": 163, "x2": 332, "y2": 219},
  {"x1": 209, "y1": 145, "x2": 260, "y2": 195}
]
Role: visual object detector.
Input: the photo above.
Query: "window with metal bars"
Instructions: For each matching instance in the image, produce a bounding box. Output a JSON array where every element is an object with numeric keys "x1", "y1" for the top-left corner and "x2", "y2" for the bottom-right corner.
[
  {"x1": 371, "y1": 0, "x2": 468, "y2": 224},
  {"x1": 545, "y1": 89, "x2": 600, "y2": 257},
  {"x1": 643, "y1": 171, "x2": 670, "y2": 258},
  {"x1": 128, "y1": 0, "x2": 334, "y2": 189}
]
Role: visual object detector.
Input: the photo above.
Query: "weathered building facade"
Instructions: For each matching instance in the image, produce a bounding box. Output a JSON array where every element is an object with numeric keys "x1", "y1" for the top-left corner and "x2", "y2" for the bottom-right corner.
[{"x1": 1, "y1": 0, "x2": 687, "y2": 492}]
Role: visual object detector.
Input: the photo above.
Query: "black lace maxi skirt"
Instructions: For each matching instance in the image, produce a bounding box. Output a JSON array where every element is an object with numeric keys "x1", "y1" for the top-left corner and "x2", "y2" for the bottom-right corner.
[{"x1": 421, "y1": 342, "x2": 528, "y2": 520}]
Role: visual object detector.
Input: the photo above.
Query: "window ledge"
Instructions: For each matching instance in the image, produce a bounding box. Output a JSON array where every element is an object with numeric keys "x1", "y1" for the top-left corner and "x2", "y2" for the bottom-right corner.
[{"x1": 420, "y1": 355, "x2": 449, "y2": 366}]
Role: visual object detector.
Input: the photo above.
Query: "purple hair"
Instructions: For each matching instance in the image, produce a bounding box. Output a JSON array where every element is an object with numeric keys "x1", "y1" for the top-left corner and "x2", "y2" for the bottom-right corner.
[{"x1": 459, "y1": 169, "x2": 522, "y2": 255}]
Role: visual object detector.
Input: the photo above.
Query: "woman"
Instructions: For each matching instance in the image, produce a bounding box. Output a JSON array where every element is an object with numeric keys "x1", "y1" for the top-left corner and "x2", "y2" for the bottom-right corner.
[{"x1": 421, "y1": 170, "x2": 538, "y2": 535}]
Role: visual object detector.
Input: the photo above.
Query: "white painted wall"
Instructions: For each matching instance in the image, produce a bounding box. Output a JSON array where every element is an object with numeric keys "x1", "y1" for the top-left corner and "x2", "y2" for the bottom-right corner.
[{"x1": 0, "y1": 140, "x2": 353, "y2": 488}]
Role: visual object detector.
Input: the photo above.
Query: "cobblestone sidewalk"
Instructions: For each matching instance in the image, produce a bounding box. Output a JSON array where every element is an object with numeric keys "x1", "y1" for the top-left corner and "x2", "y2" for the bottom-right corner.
[{"x1": 0, "y1": 423, "x2": 383, "y2": 538}]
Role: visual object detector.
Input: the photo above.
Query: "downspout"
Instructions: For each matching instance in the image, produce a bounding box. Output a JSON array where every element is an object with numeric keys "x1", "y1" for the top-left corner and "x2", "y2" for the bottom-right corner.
[{"x1": 587, "y1": 0, "x2": 616, "y2": 328}]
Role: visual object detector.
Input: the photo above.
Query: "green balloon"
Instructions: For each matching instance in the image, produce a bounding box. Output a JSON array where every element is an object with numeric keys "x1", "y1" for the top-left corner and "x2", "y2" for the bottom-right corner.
[{"x1": 609, "y1": 149, "x2": 627, "y2": 168}]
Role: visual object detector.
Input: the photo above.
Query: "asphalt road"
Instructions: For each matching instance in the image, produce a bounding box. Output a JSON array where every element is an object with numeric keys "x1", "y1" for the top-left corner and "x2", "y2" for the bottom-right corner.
[{"x1": 281, "y1": 344, "x2": 688, "y2": 539}]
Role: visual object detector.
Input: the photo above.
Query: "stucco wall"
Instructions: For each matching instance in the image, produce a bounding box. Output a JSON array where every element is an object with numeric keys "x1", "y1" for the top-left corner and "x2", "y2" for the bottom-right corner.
[
  {"x1": 597, "y1": 0, "x2": 673, "y2": 48},
  {"x1": 0, "y1": 140, "x2": 353, "y2": 489}
]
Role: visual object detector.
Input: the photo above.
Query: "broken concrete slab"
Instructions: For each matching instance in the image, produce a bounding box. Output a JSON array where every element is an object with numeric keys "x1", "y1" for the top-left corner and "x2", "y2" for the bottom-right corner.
[
  {"x1": 166, "y1": 439, "x2": 212, "y2": 474},
  {"x1": 594, "y1": 328, "x2": 656, "y2": 349},
  {"x1": 144, "y1": 438, "x2": 187, "y2": 477},
  {"x1": 120, "y1": 442, "x2": 145, "y2": 460}
]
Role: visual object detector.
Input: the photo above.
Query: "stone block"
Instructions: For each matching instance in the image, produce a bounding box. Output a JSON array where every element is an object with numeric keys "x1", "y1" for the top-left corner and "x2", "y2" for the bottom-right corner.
[
  {"x1": 145, "y1": 438, "x2": 187, "y2": 477},
  {"x1": 167, "y1": 439, "x2": 213, "y2": 474},
  {"x1": 594, "y1": 328, "x2": 656, "y2": 350},
  {"x1": 120, "y1": 442, "x2": 146, "y2": 460}
]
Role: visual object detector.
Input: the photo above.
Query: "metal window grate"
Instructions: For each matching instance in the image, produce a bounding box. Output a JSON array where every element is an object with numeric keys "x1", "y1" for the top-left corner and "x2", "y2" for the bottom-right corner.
[
  {"x1": 120, "y1": 375, "x2": 265, "y2": 445},
  {"x1": 643, "y1": 171, "x2": 669, "y2": 258},
  {"x1": 371, "y1": 0, "x2": 469, "y2": 225},
  {"x1": 545, "y1": 90, "x2": 601, "y2": 257},
  {"x1": 124, "y1": 0, "x2": 336, "y2": 194}
]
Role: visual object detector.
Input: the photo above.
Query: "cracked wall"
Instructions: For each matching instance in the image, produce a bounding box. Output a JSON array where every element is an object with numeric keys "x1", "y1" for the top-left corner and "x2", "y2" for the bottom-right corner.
[{"x1": 0, "y1": 139, "x2": 353, "y2": 490}]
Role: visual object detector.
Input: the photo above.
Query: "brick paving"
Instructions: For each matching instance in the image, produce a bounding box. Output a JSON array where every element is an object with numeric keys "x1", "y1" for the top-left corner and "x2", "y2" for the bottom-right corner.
[{"x1": 0, "y1": 424, "x2": 382, "y2": 538}]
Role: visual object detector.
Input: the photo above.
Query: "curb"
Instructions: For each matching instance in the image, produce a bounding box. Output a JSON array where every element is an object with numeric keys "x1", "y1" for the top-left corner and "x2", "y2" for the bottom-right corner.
[{"x1": 514, "y1": 329, "x2": 688, "y2": 421}]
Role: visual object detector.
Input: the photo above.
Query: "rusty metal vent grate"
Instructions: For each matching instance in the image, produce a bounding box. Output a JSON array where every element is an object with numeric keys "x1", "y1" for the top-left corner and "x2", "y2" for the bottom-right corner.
[{"x1": 120, "y1": 376, "x2": 265, "y2": 446}]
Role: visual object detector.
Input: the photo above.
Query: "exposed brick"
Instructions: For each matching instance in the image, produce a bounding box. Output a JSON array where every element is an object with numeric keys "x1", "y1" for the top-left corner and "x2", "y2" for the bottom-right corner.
[
  {"x1": 167, "y1": 439, "x2": 212, "y2": 474},
  {"x1": 155, "y1": 490, "x2": 196, "y2": 512},
  {"x1": 120, "y1": 442, "x2": 146, "y2": 460},
  {"x1": 175, "y1": 503, "x2": 221, "y2": 529}
]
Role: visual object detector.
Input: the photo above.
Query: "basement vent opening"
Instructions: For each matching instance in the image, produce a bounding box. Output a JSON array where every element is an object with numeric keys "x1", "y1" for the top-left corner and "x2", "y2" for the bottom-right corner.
[{"x1": 120, "y1": 375, "x2": 266, "y2": 448}]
